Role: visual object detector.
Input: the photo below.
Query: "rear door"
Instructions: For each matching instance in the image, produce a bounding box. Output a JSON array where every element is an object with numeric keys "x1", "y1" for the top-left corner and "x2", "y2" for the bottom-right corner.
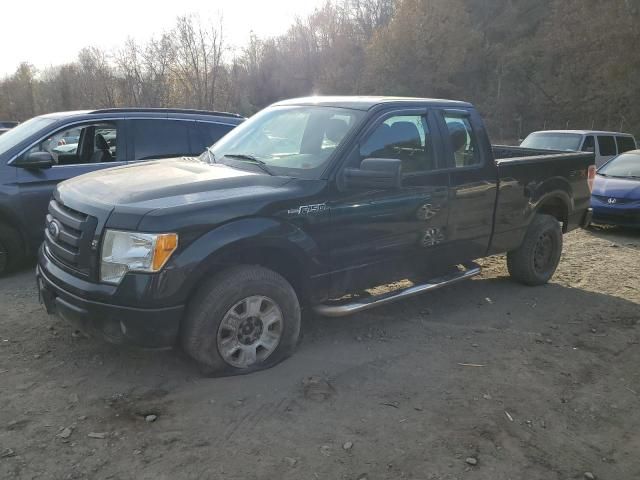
[
  {"x1": 596, "y1": 135, "x2": 617, "y2": 167},
  {"x1": 436, "y1": 108, "x2": 498, "y2": 263},
  {"x1": 16, "y1": 119, "x2": 126, "y2": 244},
  {"x1": 328, "y1": 108, "x2": 450, "y2": 294}
]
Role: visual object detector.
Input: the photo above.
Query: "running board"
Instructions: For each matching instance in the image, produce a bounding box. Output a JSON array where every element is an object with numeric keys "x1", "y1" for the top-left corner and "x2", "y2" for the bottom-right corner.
[{"x1": 314, "y1": 263, "x2": 481, "y2": 318}]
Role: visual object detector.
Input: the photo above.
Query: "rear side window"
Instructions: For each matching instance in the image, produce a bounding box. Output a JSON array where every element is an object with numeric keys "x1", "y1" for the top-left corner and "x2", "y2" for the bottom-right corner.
[
  {"x1": 199, "y1": 122, "x2": 235, "y2": 149},
  {"x1": 581, "y1": 136, "x2": 595, "y2": 152},
  {"x1": 443, "y1": 114, "x2": 481, "y2": 167},
  {"x1": 597, "y1": 136, "x2": 617, "y2": 156},
  {"x1": 132, "y1": 120, "x2": 190, "y2": 160},
  {"x1": 616, "y1": 136, "x2": 636, "y2": 153}
]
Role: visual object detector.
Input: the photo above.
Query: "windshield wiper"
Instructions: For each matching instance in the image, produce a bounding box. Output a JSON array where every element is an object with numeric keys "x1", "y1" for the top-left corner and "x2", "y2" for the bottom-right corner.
[
  {"x1": 222, "y1": 153, "x2": 274, "y2": 175},
  {"x1": 206, "y1": 147, "x2": 216, "y2": 165}
]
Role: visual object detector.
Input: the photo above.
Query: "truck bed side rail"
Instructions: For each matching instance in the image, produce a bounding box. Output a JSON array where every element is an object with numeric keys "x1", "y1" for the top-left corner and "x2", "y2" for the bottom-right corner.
[{"x1": 493, "y1": 145, "x2": 594, "y2": 166}]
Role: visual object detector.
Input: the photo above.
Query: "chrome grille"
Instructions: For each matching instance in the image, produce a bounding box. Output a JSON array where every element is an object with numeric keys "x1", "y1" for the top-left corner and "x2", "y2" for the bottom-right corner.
[{"x1": 44, "y1": 199, "x2": 97, "y2": 276}]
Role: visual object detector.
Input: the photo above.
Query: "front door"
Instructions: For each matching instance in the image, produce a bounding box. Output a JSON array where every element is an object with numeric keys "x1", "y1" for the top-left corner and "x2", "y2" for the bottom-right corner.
[
  {"x1": 16, "y1": 120, "x2": 126, "y2": 244},
  {"x1": 328, "y1": 109, "x2": 450, "y2": 296}
]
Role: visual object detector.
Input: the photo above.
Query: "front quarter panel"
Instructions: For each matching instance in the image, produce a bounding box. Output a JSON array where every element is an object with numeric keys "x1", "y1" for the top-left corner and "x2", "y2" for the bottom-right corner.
[{"x1": 163, "y1": 216, "x2": 327, "y2": 304}]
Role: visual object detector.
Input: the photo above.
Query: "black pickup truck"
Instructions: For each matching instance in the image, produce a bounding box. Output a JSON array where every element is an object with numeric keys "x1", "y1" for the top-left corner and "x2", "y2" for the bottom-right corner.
[{"x1": 37, "y1": 97, "x2": 595, "y2": 375}]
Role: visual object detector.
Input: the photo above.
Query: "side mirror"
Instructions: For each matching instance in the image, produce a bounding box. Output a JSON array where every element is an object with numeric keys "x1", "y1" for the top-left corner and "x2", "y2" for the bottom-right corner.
[
  {"x1": 344, "y1": 158, "x2": 402, "y2": 190},
  {"x1": 16, "y1": 151, "x2": 53, "y2": 169}
]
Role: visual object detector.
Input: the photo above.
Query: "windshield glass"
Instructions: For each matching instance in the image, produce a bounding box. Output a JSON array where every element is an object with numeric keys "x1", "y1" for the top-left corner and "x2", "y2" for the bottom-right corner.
[
  {"x1": 598, "y1": 152, "x2": 640, "y2": 178},
  {"x1": 0, "y1": 116, "x2": 57, "y2": 156},
  {"x1": 520, "y1": 132, "x2": 583, "y2": 151},
  {"x1": 202, "y1": 105, "x2": 365, "y2": 178}
]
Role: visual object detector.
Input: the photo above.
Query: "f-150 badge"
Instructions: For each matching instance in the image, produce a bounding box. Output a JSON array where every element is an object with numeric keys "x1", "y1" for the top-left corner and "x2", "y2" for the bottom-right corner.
[{"x1": 288, "y1": 203, "x2": 329, "y2": 216}]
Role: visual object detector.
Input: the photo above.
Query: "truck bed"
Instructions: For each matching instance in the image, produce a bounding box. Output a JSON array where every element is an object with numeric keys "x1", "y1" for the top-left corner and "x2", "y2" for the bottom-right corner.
[{"x1": 487, "y1": 145, "x2": 595, "y2": 256}]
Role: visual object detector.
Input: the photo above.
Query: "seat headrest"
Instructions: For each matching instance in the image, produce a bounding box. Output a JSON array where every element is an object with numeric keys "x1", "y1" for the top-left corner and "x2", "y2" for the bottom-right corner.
[
  {"x1": 388, "y1": 121, "x2": 421, "y2": 148},
  {"x1": 447, "y1": 123, "x2": 468, "y2": 152},
  {"x1": 95, "y1": 133, "x2": 109, "y2": 151},
  {"x1": 325, "y1": 118, "x2": 350, "y2": 144}
]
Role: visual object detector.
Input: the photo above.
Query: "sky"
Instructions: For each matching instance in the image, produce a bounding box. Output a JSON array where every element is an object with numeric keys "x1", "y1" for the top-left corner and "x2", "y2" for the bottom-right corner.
[{"x1": 1, "y1": 0, "x2": 326, "y2": 76}]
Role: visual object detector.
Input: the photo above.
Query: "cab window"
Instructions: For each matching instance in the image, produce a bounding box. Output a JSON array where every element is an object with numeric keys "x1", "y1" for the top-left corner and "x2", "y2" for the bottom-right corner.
[
  {"x1": 359, "y1": 114, "x2": 435, "y2": 173},
  {"x1": 443, "y1": 114, "x2": 480, "y2": 167}
]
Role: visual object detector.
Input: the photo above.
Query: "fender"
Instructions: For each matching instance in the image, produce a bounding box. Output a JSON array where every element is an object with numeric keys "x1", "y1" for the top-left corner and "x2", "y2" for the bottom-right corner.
[
  {"x1": 165, "y1": 216, "x2": 325, "y2": 304},
  {"x1": 525, "y1": 176, "x2": 573, "y2": 225}
]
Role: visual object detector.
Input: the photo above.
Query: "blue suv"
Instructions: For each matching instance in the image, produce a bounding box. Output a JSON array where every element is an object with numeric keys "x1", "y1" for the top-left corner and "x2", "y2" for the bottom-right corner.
[{"x1": 0, "y1": 108, "x2": 244, "y2": 274}]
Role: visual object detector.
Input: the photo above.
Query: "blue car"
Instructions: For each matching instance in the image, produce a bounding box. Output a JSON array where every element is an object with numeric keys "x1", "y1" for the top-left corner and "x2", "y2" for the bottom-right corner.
[{"x1": 591, "y1": 149, "x2": 640, "y2": 227}]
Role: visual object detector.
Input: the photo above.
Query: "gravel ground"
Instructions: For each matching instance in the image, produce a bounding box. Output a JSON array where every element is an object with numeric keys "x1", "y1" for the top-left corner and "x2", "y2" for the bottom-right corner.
[{"x1": 1, "y1": 227, "x2": 639, "y2": 480}]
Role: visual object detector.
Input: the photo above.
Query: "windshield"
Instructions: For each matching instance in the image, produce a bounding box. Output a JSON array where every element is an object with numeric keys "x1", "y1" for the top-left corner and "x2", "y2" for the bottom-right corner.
[
  {"x1": 598, "y1": 152, "x2": 640, "y2": 178},
  {"x1": 520, "y1": 132, "x2": 583, "y2": 151},
  {"x1": 202, "y1": 105, "x2": 365, "y2": 178},
  {"x1": 0, "y1": 116, "x2": 57, "y2": 156}
]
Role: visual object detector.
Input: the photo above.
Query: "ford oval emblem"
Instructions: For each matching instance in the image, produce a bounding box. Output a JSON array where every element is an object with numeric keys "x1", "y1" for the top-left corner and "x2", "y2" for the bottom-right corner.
[{"x1": 48, "y1": 220, "x2": 61, "y2": 239}]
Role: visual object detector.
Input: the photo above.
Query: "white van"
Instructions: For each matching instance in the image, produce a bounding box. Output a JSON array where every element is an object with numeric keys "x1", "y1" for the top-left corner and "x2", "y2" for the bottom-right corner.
[{"x1": 520, "y1": 130, "x2": 637, "y2": 167}]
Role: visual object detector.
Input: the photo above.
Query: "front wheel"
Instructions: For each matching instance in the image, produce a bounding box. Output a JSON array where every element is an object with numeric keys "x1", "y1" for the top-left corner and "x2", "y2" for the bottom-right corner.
[
  {"x1": 507, "y1": 214, "x2": 563, "y2": 286},
  {"x1": 181, "y1": 265, "x2": 301, "y2": 376}
]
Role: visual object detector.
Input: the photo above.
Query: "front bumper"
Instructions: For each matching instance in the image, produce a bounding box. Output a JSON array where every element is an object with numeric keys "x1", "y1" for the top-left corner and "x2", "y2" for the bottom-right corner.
[
  {"x1": 37, "y1": 251, "x2": 184, "y2": 349},
  {"x1": 591, "y1": 205, "x2": 640, "y2": 228}
]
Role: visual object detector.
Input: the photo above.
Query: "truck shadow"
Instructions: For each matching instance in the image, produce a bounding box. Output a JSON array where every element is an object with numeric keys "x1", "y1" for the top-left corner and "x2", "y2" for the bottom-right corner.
[
  {"x1": 302, "y1": 274, "x2": 639, "y2": 346},
  {"x1": 47, "y1": 271, "x2": 638, "y2": 386}
]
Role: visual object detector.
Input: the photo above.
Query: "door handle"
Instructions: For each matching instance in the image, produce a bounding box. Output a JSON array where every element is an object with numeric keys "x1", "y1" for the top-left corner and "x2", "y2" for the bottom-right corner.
[{"x1": 417, "y1": 203, "x2": 439, "y2": 220}]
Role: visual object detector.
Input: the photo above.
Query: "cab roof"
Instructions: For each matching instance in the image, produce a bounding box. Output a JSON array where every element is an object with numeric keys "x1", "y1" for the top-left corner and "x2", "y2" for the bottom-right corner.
[{"x1": 273, "y1": 96, "x2": 473, "y2": 111}]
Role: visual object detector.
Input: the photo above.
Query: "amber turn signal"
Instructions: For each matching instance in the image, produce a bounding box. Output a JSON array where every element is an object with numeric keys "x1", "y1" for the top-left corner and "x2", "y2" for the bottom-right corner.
[{"x1": 152, "y1": 233, "x2": 179, "y2": 271}]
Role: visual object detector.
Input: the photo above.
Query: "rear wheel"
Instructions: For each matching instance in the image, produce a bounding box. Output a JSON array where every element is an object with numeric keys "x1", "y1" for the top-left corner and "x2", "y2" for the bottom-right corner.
[
  {"x1": 0, "y1": 223, "x2": 24, "y2": 276},
  {"x1": 181, "y1": 265, "x2": 301, "y2": 376},
  {"x1": 507, "y1": 214, "x2": 562, "y2": 286}
]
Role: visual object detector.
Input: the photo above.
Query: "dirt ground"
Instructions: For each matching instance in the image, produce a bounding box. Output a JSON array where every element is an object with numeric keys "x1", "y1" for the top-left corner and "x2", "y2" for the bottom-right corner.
[{"x1": 1, "y1": 227, "x2": 639, "y2": 480}]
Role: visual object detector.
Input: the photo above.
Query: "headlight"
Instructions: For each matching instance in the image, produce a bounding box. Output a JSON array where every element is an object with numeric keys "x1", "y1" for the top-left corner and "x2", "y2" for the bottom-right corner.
[{"x1": 100, "y1": 230, "x2": 178, "y2": 284}]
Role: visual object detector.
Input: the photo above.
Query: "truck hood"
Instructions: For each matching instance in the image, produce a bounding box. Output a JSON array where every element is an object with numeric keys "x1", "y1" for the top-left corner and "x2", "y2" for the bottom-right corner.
[
  {"x1": 56, "y1": 158, "x2": 298, "y2": 231},
  {"x1": 592, "y1": 175, "x2": 640, "y2": 199},
  {"x1": 58, "y1": 158, "x2": 291, "y2": 208}
]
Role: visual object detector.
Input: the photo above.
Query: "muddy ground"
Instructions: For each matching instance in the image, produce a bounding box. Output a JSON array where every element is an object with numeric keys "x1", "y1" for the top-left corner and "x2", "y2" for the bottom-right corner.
[{"x1": 1, "y1": 227, "x2": 639, "y2": 480}]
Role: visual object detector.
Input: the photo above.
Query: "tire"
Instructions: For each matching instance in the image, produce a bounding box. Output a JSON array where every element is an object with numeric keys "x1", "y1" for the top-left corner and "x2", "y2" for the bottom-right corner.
[
  {"x1": 181, "y1": 265, "x2": 301, "y2": 377},
  {"x1": 0, "y1": 223, "x2": 24, "y2": 276},
  {"x1": 507, "y1": 214, "x2": 563, "y2": 286}
]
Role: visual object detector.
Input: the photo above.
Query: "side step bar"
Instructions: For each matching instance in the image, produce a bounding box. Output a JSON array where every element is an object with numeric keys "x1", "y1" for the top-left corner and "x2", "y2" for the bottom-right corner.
[{"x1": 314, "y1": 263, "x2": 481, "y2": 318}]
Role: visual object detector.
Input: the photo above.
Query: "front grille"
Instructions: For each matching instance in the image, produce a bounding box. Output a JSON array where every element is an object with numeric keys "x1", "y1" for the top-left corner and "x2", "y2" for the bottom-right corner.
[
  {"x1": 592, "y1": 195, "x2": 637, "y2": 205},
  {"x1": 44, "y1": 199, "x2": 98, "y2": 276}
]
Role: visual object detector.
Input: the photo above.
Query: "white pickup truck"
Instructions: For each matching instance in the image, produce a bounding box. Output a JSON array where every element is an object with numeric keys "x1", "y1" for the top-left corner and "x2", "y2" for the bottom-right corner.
[{"x1": 521, "y1": 130, "x2": 637, "y2": 167}]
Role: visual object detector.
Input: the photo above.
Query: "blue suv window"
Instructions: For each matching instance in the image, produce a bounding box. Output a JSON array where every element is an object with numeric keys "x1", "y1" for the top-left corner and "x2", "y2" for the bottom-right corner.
[
  {"x1": 199, "y1": 122, "x2": 235, "y2": 149},
  {"x1": 132, "y1": 120, "x2": 191, "y2": 160}
]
